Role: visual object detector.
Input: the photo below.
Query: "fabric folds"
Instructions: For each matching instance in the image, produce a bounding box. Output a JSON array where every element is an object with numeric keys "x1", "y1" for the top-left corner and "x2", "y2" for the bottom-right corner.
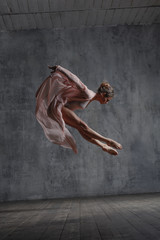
[{"x1": 35, "y1": 65, "x2": 95, "y2": 153}]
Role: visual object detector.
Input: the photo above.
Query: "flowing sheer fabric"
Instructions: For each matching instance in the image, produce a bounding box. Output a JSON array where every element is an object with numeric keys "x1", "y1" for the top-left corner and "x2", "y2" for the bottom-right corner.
[{"x1": 35, "y1": 65, "x2": 95, "y2": 153}]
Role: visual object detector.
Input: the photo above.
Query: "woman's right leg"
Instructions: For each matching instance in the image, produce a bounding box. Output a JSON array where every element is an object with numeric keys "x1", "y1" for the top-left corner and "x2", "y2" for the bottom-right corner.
[
  {"x1": 78, "y1": 123, "x2": 122, "y2": 150},
  {"x1": 78, "y1": 129, "x2": 118, "y2": 155},
  {"x1": 61, "y1": 106, "x2": 119, "y2": 155}
]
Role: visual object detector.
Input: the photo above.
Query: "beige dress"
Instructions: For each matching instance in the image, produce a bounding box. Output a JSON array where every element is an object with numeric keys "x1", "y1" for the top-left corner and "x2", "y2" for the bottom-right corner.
[{"x1": 35, "y1": 65, "x2": 95, "y2": 153}]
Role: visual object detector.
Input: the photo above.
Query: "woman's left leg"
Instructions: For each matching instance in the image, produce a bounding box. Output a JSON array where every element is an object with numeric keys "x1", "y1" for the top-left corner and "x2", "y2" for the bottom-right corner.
[
  {"x1": 78, "y1": 127, "x2": 118, "y2": 155},
  {"x1": 61, "y1": 106, "x2": 122, "y2": 151}
]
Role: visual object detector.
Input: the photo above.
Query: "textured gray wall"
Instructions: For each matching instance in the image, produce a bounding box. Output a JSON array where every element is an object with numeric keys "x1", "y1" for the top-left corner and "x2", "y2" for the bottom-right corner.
[{"x1": 0, "y1": 25, "x2": 160, "y2": 201}]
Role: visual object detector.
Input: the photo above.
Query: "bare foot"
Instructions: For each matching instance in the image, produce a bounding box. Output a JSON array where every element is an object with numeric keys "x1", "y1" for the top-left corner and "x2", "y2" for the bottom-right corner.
[
  {"x1": 106, "y1": 139, "x2": 122, "y2": 150},
  {"x1": 102, "y1": 144, "x2": 118, "y2": 155}
]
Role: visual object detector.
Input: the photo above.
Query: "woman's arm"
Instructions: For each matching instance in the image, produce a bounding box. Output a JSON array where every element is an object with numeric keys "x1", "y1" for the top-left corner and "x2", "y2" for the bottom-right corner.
[
  {"x1": 48, "y1": 65, "x2": 86, "y2": 91},
  {"x1": 48, "y1": 65, "x2": 76, "y2": 80}
]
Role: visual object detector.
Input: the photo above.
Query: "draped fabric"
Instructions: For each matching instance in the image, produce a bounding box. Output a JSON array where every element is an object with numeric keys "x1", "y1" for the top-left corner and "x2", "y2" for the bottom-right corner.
[{"x1": 35, "y1": 65, "x2": 95, "y2": 153}]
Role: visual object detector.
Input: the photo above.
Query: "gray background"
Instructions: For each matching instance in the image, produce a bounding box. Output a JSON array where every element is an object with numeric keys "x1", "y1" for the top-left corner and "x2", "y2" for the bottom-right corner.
[{"x1": 0, "y1": 25, "x2": 160, "y2": 201}]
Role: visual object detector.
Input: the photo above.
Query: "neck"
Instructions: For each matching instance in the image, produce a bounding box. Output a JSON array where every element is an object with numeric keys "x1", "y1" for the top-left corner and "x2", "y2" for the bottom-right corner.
[
  {"x1": 88, "y1": 93, "x2": 100, "y2": 104},
  {"x1": 92, "y1": 93, "x2": 100, "y2": 101}
]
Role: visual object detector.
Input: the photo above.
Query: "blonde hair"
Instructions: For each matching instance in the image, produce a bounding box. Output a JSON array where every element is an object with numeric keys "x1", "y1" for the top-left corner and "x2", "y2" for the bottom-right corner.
[{"x1": 97, "y1": 82, "x2": 114, "y2": 98}]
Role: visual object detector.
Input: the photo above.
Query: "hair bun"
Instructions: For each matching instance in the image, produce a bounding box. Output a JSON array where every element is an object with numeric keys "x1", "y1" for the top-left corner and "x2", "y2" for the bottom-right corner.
[{"x1": 97, "y1": 82, "x2": 114, "y2": 98}]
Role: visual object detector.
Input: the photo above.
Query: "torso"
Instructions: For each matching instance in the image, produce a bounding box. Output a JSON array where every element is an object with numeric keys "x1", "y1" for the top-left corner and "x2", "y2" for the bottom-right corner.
[
  {"x1": 64, "y1": 101, "x2": 88, "y2": 111},
  {"x1": 64, "y1": 89, "x2": 95, "y2": 111}
]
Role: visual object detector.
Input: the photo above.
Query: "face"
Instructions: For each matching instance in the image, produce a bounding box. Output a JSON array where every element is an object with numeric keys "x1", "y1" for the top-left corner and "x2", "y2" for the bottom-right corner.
[{"x1": 99, "y1": 93, "x2": 113, "y2": 104}]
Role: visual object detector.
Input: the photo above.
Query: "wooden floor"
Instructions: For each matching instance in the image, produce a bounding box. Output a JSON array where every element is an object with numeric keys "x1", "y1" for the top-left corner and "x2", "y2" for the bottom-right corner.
[{"x1": 1, "y1": 193, "x2": 160, "y2": 240}]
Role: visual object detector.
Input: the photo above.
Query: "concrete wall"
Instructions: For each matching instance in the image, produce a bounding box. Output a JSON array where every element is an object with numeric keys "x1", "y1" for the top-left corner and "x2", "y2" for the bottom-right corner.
[{"x1": 0, "y1": 25, "x2": 160, "y2": 201}]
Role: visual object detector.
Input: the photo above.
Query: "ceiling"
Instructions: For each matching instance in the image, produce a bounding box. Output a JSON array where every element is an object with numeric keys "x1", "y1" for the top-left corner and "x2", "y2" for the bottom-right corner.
[{"x1": 0, "y1": 0, "x2": 160, "y2": 32}]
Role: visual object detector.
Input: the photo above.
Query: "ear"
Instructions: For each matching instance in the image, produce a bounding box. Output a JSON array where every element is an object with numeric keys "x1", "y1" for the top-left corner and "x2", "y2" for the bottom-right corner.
[{"x1": 101, "y1": 92, "x2": 106, "y2": 97}]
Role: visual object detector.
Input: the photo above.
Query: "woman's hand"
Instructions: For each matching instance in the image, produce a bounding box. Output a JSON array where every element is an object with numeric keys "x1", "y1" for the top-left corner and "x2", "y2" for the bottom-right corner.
[{"x1": 48, "y1": 65, "x2": 58, "y2": 72}]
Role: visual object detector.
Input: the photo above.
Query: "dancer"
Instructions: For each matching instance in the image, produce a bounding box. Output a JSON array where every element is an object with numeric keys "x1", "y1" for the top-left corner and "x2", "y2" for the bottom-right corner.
[{"x1": 35, "y1": 65, "x2": 122, "y2": 155}]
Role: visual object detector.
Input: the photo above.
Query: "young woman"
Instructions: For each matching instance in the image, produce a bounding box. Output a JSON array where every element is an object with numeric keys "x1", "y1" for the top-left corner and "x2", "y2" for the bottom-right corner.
[{"x1": 35, "y1": 65, "x2": 122, "y2": 155}]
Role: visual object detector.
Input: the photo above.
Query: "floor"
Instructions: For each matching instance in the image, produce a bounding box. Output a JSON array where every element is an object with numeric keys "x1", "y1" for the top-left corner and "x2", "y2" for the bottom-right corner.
[{"x1": 1, "y1": 193, "x2": 160, "y2": 240}]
